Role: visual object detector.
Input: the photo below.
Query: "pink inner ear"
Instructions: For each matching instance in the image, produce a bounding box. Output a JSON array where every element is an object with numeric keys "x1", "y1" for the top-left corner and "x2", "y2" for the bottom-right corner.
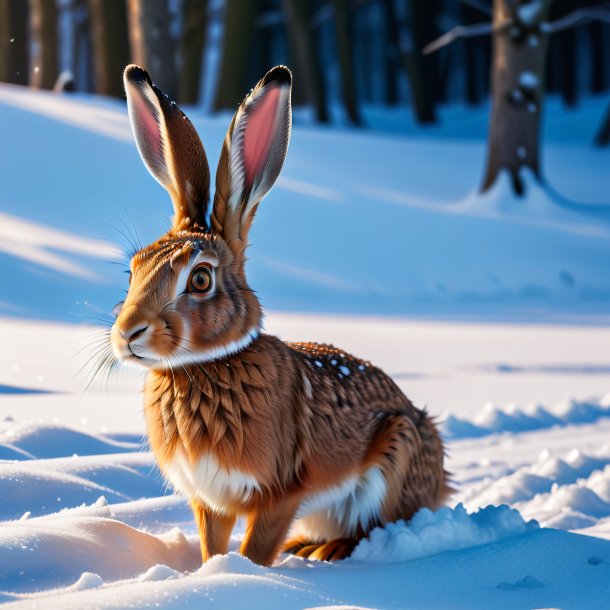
[
  {"x1": 243, "y1": 85, "x2": 280, "y2": 188},
  {"x1": 133, "y1": 90, "x2": 162, "y2": 157}
]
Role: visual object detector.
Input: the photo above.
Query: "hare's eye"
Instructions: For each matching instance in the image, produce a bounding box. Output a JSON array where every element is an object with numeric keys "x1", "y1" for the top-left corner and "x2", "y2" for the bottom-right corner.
[{"x1": 188, "y1": 266, "x2": 214, "y2": 294}]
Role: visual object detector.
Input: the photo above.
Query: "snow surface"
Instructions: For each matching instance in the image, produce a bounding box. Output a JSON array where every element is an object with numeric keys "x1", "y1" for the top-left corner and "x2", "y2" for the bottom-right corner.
[
  {"x1": 1, "y1": 84, "x2": 610, "y2": 321},
  {"x1": 1, "y1": 86, "x2": 610, "y2": 608}
]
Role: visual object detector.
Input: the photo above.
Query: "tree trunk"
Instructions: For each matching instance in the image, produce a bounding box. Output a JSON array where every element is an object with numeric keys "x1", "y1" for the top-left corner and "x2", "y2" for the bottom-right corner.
[
  {"x1": 179, "y1": 0, "x2": 207, "y2": 104},
  {"x1": 553, "y1": 0, "x2": 577, "y2": 107},
  {"x1": 408, "y1": 0, "x2": 438, "y2": 122},
  {"x1": 331, "y1": 0, "x2": 361, "y2": 125},
  {"x1": 382, "y1": 0, "x2": 435, "y2": 124},
  {"x1": 282, "y1": 0, "x2": 328, "y2": 122},
  {"x1": 461, "y1": 1, "x2": 482, "y2": 106},
  {"x1": 127, "y1": 0, "x2": 176, "y2": 97},
  {"x1": 0, "y1": 0, "x2": 30, "y2": 85},
  {"x1": 594, "y1": 103, "x2": 610, "y2": 147},
  {"x1": 88, "y1": 0, "x2": 129, "y2": 97},
  {"x1": 589, "y1": 19, "x2": 605, "y2": 94},
  {"x1": 30, "y1": 0, "x2": 59, "y2": 89},
  {"x1": 213, "y1": 0, "x2": 257, "y2": 111},
  {"x1": 481, "y1": 0, "x2": 552, "y2": 196}
]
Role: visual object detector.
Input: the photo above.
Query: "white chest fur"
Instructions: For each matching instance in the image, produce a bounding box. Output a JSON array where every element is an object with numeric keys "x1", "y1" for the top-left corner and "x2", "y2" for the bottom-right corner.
[{"x1": 164, "y1": 450, "x2": 261, "y2": 513}]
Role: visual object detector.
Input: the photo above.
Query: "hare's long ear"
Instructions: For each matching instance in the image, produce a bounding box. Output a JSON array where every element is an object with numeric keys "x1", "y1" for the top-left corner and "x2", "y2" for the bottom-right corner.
[
  {"x1": 212, "y1": 66, "x2": 292, "y2": 250},
  {"x1": 123, "y1": 65, "x2": 210, "y2": 230}
]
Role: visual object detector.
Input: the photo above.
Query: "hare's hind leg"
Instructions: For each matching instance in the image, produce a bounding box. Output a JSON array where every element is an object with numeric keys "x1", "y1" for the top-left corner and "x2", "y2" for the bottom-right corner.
[
  {"x1": 290, "y1": 413, "x2": 446, "y2": 562},
  {"x1": 367, "y1": 412, "x2": 448, "y2": 522}
]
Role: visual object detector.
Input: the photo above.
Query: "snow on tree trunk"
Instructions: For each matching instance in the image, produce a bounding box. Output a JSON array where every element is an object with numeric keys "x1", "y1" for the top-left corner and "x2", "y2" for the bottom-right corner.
[
  {"x1": 482, "y1": 0, "x2": 551, "y2": 196},
  {"x1": 30, "y1": 0, "x2": 59, "y2": 90}
]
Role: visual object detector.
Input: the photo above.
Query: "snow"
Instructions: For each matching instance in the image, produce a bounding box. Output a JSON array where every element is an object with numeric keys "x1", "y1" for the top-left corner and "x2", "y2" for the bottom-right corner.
[
  {"x1": 519, "y1": 71, "x2": 539, "y2": 91},
  {"x1": 517, "y1": 1, "x2": 544, "y2": 27},
  {"x1": 1, "y1": 86, "x2": 610, "y2": 607},
  {"x1": 1, "y1": 85, "x2": 610, "y2": 321}
]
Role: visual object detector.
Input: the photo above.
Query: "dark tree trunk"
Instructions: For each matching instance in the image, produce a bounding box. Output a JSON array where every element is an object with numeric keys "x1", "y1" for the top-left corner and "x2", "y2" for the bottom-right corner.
[
  {"x1": 589, "y1": 20, "x2": 606, "y2": 94},
  {"x1": 384, "y1": 47, "x2": 399, "y2": 105},
  {"x1": 179, "y1": 0, "x2": 207, "y2": 104},
  {"x1": 282, "y1": 0, "x2": 329, "y2": 122},
  {"x1": 382, "y1": 0, "x2": 436, "y2": 124},
  {"x1": 408, "y1": 0, "x2": 438, "y2": 121},
  {"x1": 554, "y1": 0, "x2": 577, "y2": 107},
  {"x1": 0, "y1": 0, "x2": 30, "y2": 85},
  {"x1": 71, "y1": 0, "x2": 93, "y2": 92},
  {"x1": 461, "y1": 1, "x2": 482, "y2": 106},
  {"x1": 30, "y1": 0, "x2": 59, "y2": 89},
  {"x1": 213, "y1": 0, "x2": 257, "y2": 111},
  {"x1": 331, "y1": 0, "x2": 362, "y2": 125},
  {"x1": 88, "y1": 0, "x2": 129, "y2": 97},
  {"x1": 127, "y1": 0, "x2": 176, "y2": 97},
  {"x1": 594, "y1": 103, "x2": 610, "y2": 147},
  {"x1": 482, "y1": 0, "x2": 552, "y2": 195}
]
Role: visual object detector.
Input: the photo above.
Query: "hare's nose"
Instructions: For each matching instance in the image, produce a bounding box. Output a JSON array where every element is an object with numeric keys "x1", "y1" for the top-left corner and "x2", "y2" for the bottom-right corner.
[
  {"x1": 115, "y1": 304, "x2": 156, "y2": 343},
  {"x1": 121, "y1": 322, "x2": 150, "y2": 343}
]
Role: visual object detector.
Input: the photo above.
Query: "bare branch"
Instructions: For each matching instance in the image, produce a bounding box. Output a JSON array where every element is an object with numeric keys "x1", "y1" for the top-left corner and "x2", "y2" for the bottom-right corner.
[
  {"x1": 543, "y1": 7, "x2": 610, "y2": 33},
  {"x1": 459, "y1": 0, "x2": 492, "y2": 17},
  {"x1": 424, "y1": 19, "x2": 510, "y2": 55}
]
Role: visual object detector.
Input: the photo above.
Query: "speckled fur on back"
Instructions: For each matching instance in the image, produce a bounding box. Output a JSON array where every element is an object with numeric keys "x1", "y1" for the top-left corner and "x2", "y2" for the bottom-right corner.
[{"x1": 112, "y1": 64, "x2": 451, "y2": 567}]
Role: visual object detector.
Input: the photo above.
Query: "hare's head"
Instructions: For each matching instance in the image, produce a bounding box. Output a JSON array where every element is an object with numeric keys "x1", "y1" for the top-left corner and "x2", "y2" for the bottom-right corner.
[{"x1": 111, "y1": 65, "x2": 292, "y2": 368}]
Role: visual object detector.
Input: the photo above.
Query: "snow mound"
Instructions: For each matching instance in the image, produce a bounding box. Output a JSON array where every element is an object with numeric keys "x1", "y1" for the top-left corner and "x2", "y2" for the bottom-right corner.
[
  {"x1": 461, "y1": 446, "x2": 610, "y2": 531},
  {"x1": 197, "y1": 552, "x2": 265, "y2": 577},
  {"x1": 0, "y1": 422, "x2": 142, "y2": 459},
  {"x1": 70, "y1": 572, "x2": 104, "y2": 591},
  {"x1": 0, "y1": 514, "x2": 200, "y2": 593},
  {"x1": 457, "y1": 168, "x2": 607, "y2": 238},
  {"x1": 351, "y1": 503, "x2": 538, "y2": 564},
  {"x1": 138, "y1": 564, "x2": 181, "y2": 582},
  {"x1": 442, "y1": 395, "x2": 610, "y2": 439}
]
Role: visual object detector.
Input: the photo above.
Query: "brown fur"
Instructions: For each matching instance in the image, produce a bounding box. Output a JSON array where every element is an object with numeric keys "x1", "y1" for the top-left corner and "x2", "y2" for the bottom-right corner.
[{"x1": 113, "y1": 64, "x2": 451, "y2": 567}]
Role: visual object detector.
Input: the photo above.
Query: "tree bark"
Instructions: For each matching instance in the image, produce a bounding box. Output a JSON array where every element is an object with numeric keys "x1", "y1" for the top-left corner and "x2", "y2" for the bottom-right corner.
[
  {"x1": 88, "y1": 0, "x2": 129, "y2": 97},
  {"x1": 481, "y1": 0, "x2": 552, "y2": 195},
  {"x1": 588, "y1": 19, "x2": 605, "y2": 94},
  {"x1": 461, "y1": 1, "x2": 482, "y2": 106},
  {"x1": 179, "y1": 0, "x2": 207, "y2": 104},
  {"x1": 382, "y1": 0, "x2": 436, "y2": 124},
  {"x1": 0, "y1": 0, "x2": 30, "y2": 85},
  {"x1": 332, "y1": 0, "x2": 362, "y2": 125},
  {"x1": 408, "y1": 0, "x2": 438, "y2": 122},
  {"x1": 127, "y1": 0, "x2": 176, "y2": 97},
  {"x1": 213, "y1": 0, "x2": 257, "y2": 111},
  {"x1": 30, "y1": 0, "x2": 59, "y2": 89},
  {"x1": 282, "y1": 0, "x2": 329, "y2": 122},
  {"x1": 594, "y1": 103, "x2": 610, "y2": 147}
]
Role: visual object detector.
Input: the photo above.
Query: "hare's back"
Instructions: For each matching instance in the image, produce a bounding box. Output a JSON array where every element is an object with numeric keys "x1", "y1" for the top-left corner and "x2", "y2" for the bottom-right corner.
[{"x1": 286, "y1": 341, "x2": 421, "y2": 420}]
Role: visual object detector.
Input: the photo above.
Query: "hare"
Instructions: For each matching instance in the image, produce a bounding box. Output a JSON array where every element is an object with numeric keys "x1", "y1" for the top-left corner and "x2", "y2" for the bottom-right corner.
[{"x1": 111, "y1": 64, "x2": 451, "y2": 566}]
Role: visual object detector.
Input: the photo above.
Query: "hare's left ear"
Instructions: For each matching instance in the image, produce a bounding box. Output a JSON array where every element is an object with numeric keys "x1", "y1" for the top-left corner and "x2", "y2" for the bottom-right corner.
[
  {"x1": 212, "y1": 66, "x2": 292, "y2": 250},
  {"x1": 123, "y1": 65, "x2": 211, "y2": 230}
]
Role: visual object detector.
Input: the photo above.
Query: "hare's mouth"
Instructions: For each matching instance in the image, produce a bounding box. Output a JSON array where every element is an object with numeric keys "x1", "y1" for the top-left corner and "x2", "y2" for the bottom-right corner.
[{"x1": 110, "y1": 324, "x2": 167, "y2": 368}]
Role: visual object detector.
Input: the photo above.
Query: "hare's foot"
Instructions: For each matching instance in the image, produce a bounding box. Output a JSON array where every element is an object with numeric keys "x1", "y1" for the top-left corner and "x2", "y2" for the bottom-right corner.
[
  {"x1": 282, "y1": 536, "x2": 316, "y2": 555},
  {"x1": 296, "y1": 538, "x2": 357, "y2": 561}
]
